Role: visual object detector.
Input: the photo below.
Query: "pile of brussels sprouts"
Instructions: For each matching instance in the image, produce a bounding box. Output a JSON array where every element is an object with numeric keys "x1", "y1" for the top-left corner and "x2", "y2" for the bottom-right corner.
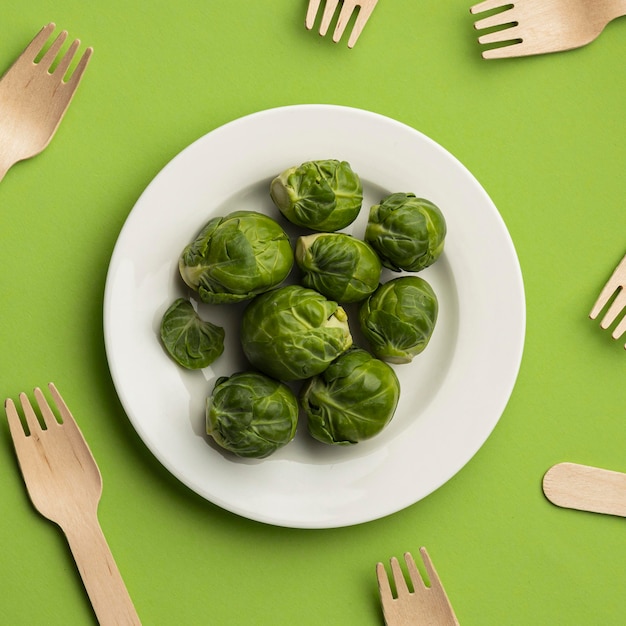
[{"x1": 160, "y1": 159, "x2": 446, "y2": 459}]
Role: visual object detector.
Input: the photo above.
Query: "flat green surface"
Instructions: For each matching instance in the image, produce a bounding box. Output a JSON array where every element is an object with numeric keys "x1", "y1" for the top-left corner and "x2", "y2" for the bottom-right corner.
[{"x1": 2, "y1": 2, "x2": 626, "y2": 624}]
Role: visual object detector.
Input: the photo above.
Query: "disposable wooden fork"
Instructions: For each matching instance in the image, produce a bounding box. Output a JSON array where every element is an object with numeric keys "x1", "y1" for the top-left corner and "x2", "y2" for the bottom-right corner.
[
  {"x1": 470, "y1": 0, "x2": 626, "y2": 59},
  {"x1": 377, "y1": 549, "x2": 459, "y2": 626},
  {"x1": 589, "y1": 253, "x2": 626, "y2": 347},
  {"x1": 305, "y1": 0, "x2": 379, "y2": 48},
  {"x1": 0, "y1": 23, "x2": 92, "y2": 182},
  {"x1": 5, "y1": 384, "x2": 141, "y2": 625}
]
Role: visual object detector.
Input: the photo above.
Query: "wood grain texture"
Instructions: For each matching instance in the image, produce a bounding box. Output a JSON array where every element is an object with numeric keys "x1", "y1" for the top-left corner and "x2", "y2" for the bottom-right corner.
[
  {"x1": 470, "y1": 0, "x2": 626, "y2": 59},
  {"x1": 543, "y1": 462, "x2": 626, "y2": 517},
  {"x1": 5, "y1": 384, "x2": 141, "y2": 625},
  {"x1": 305, "y1": 0, "x2": 378, "y2": 48},
  {"x1": 377, "y1": 548, "x2": 459, "y2": 626},
  {"x1": 589, "y1": 253, "x2": 626, "y2": 346},
  {"x1": 0, "y1": 23, "x2": 92, "y2": 181}
]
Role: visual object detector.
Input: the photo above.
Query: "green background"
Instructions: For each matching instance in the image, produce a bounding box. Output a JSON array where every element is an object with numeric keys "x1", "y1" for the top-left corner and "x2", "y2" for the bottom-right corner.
[{"x1": 2, "y1": 1, "x2": 626, "y2": 624}]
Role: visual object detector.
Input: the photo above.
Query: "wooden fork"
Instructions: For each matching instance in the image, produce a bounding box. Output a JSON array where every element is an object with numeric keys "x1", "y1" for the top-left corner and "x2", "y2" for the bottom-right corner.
[
  {"x1": 305, "y1": 0, "x2": 378, "y2": 48},
  {"x1": 377, "y1": 548, "x2": 459, "y2": 626},
  {"x1": 589, "y1": 253, "x2": 626, "y2": 347},
  {"x1": 5, "y1": 384, "x2": 141, "y2": 625},
  {"x1": 470, "y1": 0, "x2": 626, "y2": 59},
  {"x1": 0, "y1": 23, "x2": 93, "y2": 182}
]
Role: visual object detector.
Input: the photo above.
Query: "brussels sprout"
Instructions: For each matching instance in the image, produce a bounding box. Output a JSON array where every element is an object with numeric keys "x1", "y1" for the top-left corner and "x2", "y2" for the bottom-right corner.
[
  {"x1": 301, "y1": 348, "x2": 400, "y2": 445},
  {"x1": 160, "y1": 298, "x2": 225, "y2": 369},
  {"x1": 359, "y1": 276, "x2": 438, "y2": 364},
  {"x1": 270, "y1": 159, "x2": 363, "y2": 232},
  {"x1": 206, "y1": 372, "x2": 298, "y2": 458},
  {"x1": 295, "y1": 233, "x2": 382, "y2": 304},
  {"x1": 179, "y1": 210, "x2": 293, "y2": 304},
  {"x1": 365, "y1": 193, "x2": 446, "y2": 272},
  {"x1": 240, "y1": 285, "x2": 353, "y2": 381}
]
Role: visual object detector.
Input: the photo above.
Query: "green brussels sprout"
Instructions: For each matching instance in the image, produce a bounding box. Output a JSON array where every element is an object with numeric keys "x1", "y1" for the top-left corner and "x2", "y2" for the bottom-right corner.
[
  {"x1": 206, "y1": 372, "x2": 298, "y2": 458},
  {"x1": 160, "y1": 298, "x2": 225, "y2": 369},
  {"x1": 300, "y1": 348, "x2": 400, "y2": 445},
  {"x1": 179, "y1": 210, "x2": 293, "y2": 304},
  {"x1": 365, "y1": 193, "x2": 446, "y2": 272},
  {"x1": 295, "y1": 233, "x2": 382, "y2": 304},
  {"x1": 240, "y1": 285, "x2": 353, "y2": 381},
  {"x1": 359, "y1": 276, "x2": 438, "y2": 364},
  {"x1": 270, "y1": 159, "x2": 363, "y2": 232}
]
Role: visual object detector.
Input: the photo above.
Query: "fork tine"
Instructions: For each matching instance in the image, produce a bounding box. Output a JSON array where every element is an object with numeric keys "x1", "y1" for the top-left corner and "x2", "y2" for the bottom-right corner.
[
  {"x1": 390, "y1": 555, "x2": 411, "y2": 596},
  {"x1": 18, "y1": 392, "x2": 42, "y2": 435},
  {"x1": 320, "y1": 0, "x2": 341, "y2": 36},
  {"x1": 404, "y1": 552, "x2": 426, "y2": 590},
  {"x1": 38, "y1": 30, "x2": 68, "y2": 72},
  {"x1": 19, "y1": 22, "x2": 57, "y2": 65},
  {"x1": 611, "y1": 313, "x2": 626, "y2": 341},
  {"x1": 470, "y1": 0, "x2": 510, "y2": 15},
  {"x1": 4, "y1": 397, "x2": 37, "y2": 480},
  {"x1": 65, "y1": 46, "x2": 93, "y2": 91},
  {"x1": 333, "y1": 2, "x2": 356, "y2": 44},
  {"x1": 589, "y1": 283, "x2": 618, "y2": 319},
  {"x1": 33, "y1": 386, "x2": 59, "y2": 430},
  {"x1": 5, "y1": 398, "x2": 28, "y2": 444},
  {"x1": 52, "y1": 38, "x2": 80, "y2": 79},
  {"x1": 478, "y1": 25, "x2": 522, "y2": 46},
  {"x1": 419, "y1": 547, "x2": 441, "y2": 589},
  {"x1": 480, "y1": 41, "x2": 529, "y2": 59},
  {"x1": 598, "y1": 288, "x2": 626, "y2": 329},
  {"x1": 590, "y1": 254, "x2": 626, "y2": 319},
  {"x1": 345, "y1": 1, "x2": 378, "y2": 48},
  {"x1": 47, "y1": 382, "x2": 74, "y2": 423},
  {"x1": 376, "y1": 561, "x2": 394, "y2": 602},
  {"x1": 305, "y1": 0, "x2": 322, "y2": 30},
  {"x1": 473, "y1": 7, "x2": 516, "y2": 31}
]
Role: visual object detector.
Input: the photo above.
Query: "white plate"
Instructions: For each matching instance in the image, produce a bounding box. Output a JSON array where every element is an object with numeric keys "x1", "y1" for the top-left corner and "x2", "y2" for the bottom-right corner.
[{"x1": 104, "y1": 105, "x2": 525, "y2": 528}]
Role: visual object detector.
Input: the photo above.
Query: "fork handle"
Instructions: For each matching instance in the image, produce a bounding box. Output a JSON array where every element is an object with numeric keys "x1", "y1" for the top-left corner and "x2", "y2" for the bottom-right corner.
[
  {"x1": 62, "y1": 511, "x2": 142, "y2": 625},
  {"x1": 543, "y1": 462, "x2": 626, "y2": 517}
]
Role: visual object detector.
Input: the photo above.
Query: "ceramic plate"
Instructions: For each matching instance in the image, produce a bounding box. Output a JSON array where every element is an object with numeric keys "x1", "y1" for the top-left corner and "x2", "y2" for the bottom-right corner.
[{"x1": 103, "y1": 104, "x2": 525, "y2": 528}]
